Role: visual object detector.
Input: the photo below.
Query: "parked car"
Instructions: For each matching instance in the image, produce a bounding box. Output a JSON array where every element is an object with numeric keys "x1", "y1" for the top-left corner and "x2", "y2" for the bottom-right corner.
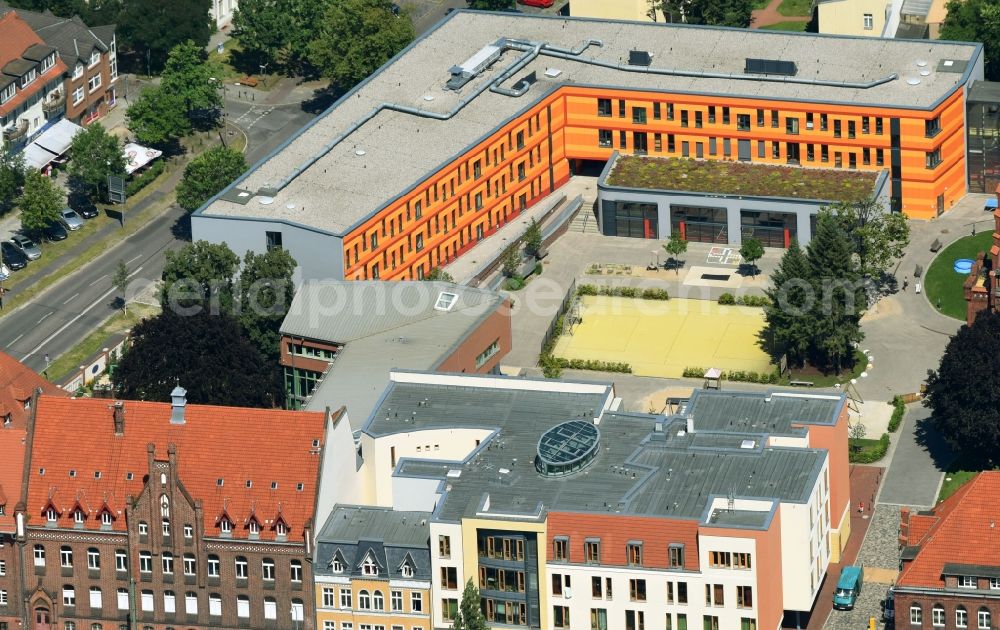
[
  {"x1": 1, "y1": 241, "x2": 28, "y2": 270},
  {"x1": 0, "y1": 262, "x2": 9, "y2": 281},
  {"x1": 72, "y1": 198, "x2": 99, "y2": 219},
  {"x1": 43, "y1": 221, "x2": 68, "y2": 242},
  {"x1": 10, "y1": 234, "x2": 41, "y2": 260},
  {"x1": 881, "y1": 587, "x2": 895, "y2": 623},
  {"x1": 59, "y1": 207, "x2": 84, "y2": 231},
  {"x1": 517, "y1": 0, "x2": 553, "y2": 6}
]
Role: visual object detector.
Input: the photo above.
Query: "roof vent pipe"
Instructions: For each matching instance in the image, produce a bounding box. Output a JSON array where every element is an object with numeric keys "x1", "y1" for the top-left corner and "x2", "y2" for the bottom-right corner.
[{"x1": 170, "y1": 386, "x2": 187, "y2": 425}]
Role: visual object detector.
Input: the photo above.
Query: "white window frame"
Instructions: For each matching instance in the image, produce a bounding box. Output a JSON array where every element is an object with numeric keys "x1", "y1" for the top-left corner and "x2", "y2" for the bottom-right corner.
[
  {"x1": 958, "y1": 608, "x2": 969, "y2": 629},
  {"x1": 290, "y1": 560, "x2": 302, "y2": 583},
  {"x1": 116, "y1": 588, "x2": 128, "y2": 611},
  {"x1": 41, "y1": 54, "x2": 54, "y2": 73},
  {"x1": 115, "y1": 550, "x2": 126, "y2": 572},
  {"x1": 959, "y1": 576, "x2": 976, "y2": 588},
  {"x1": 863, "y1": 13, "x2": 873, "y2": 29},
  {"x1": 934, "y1": 606, "x2": 946, "y2": 627},
  {"x1": 0, "y1": 83, "x2": 14, "y2": 104},
  {"x1": 183, "y1": 524, "x2": 193, "y2": 539},
  {"x1": 331, "y1": 557, "x2": 344, "y2": 573},
  {"x1": 88, "y1": 73, "x2": 102, "y2": 93},
  {"x1": 89, "y1": 587, "x2": 102, "y2": 609},
  {"x1": 362, "y1": 556, "x2": 379, "y2": 576},
  {"x1": 237, "y1": 595, "x2": 250, "y2": 618},
  {"x1": 322, "y1": 587, "x2": 335, "y2": 608},
  {"x1": 262, "y1": 558, "x2": 274, "y2": 581},
  {"x1": 0, "y1": 559, "x2": 5, "y2": 575},
  {"x1": 264, "y1": 597, "x2": 277, "y2": 620},
  {"x1": 60, "y1": 547, "x2": 72, "y2": 567},
  {"x1": 185, "y1": 592, "x2": 198, "y2": 615},
  {"x1": 140, "y1": 590, "x2": 153, "y2": 612},
  {"x1": 87, "y1": 549, "x2": 100, "y2": 569},
  {"x1": 89, "y1": 50, "x2": 100, "y2": 67},
  {"x1": 979, "y1": 609, "x2": 991, "y2": 630},
  {"x1": 63, "y1": 586, "x2": 75, "y2": 606},
  {"x1": 72, "y1": 64, "x2": 83, "y2": 79},
  {"x1": 100, "y1": 511, "x2": 112, "y2": 526},
  {"x1": 161, "y1": 553, "x2": 173, "y2": 575},
  {"x1": 340, "y1": 589, "x2": 352, "y2": 609},
  {"x1": 911, "y1": 606, "x2": 923, "y2": 625},
  {"x1": 235, "y1": 557, "x2": 247, "y2": 579},
  {"x1": 33, "y1": 545, "x2": 45, "y2": 566},
  {"x1": 209, "y1": 594, "x2": 222, "y2": 616},
  {"x1": 183, "y1": 554, "x2": 196, "y2": 576},
  {"x1": 391, "y1": 590, "x2": 403, "y2": 612},
  {"x1": 163, "y1": 591, "x2": 175, "y2": 614},
  {"x1": 411, "y1": 592, "x2": 422, "y2": 612},
  {"x1": 208, "y1": 555, "x2": 220, "y2": 577},
  {"x1": 139, "y1": 552, "x2": 152, "y2": 574},
  {"x1": 20, "y1": 69, "x2": 37, "y2": 88}
]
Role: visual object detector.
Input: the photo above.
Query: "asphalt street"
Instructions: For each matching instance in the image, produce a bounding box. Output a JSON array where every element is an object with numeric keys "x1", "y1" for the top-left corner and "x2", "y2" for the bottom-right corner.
[{"x1": 0, "y1": 99, "x2": 317, "y2": 376}]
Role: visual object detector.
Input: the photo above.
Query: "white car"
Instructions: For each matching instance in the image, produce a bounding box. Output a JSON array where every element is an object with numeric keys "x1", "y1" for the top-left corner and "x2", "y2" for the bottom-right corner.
[{"x1": 60, "y1": 207, "x2": 84, "y2": 231}]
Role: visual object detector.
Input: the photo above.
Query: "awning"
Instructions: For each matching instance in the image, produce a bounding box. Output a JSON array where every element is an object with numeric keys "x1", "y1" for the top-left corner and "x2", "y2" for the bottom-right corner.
[
  {"x1": 123, "y1": 142, "x2": 162, "y2": 175},
  {"x1": 23, "y1": 118, "x2": 84, "y2": 170}
]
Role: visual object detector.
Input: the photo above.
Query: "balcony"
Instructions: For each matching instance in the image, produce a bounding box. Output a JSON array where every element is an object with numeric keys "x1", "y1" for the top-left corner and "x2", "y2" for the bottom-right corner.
[
  {"x1": 3, "y1": 118, "x2": 27, "y2": 141},
  {"x1": 43, "y1": 91, "x2": 65, "y2": 118}
]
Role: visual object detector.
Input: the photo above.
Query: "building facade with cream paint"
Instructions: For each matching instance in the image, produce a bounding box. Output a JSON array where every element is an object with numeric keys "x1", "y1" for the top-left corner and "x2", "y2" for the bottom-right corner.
[{"x1": 314, "y1": 371, "x2": 852, "y2": 629}]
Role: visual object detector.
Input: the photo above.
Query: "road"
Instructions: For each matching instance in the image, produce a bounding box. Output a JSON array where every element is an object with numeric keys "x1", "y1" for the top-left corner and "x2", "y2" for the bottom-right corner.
[{"x1": 1, "y1": 99, "x2": 317, "y2": 376}]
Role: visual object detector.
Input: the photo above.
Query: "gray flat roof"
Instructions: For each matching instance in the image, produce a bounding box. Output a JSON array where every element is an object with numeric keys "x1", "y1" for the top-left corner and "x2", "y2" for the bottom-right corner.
[
  {"x1": 197, "y1": 12, "x2": 979, "y2": 237},
  {"x1": 297, "y1": 282, "x2": 506, "y2": 427},
  {"x1": 317, "y1": 505, "x2": 431, "y2": 546},
  {"x1": 680, "y1": 389, "x2": 846, "y2": 436},
  {"x1": 377, "y1": 381, "x2": 826, "y2": 524}
]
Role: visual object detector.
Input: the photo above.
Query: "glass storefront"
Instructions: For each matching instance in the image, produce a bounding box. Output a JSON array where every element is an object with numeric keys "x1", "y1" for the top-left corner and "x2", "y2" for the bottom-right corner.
[
  {"x1": 613, "y1": 202, "x2": 658, "y2": 238},
  {"x1": 740, "y1": 210, "x2": 796, "y2": 248},
  {"x1": 670, "y1": 205, "x2": 728, "y2": 243}
]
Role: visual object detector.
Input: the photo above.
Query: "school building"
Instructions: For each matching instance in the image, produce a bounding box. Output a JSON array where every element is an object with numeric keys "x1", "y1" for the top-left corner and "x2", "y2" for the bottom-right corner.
[{"x1": 191, "y1": 12, "x2": 983, "y2": 281}]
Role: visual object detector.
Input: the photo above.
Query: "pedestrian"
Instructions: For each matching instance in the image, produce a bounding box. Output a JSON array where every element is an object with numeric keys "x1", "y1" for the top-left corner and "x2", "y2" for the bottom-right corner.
[{"x1": 902, "y1": 276, "x2": 908, "y2": 291}]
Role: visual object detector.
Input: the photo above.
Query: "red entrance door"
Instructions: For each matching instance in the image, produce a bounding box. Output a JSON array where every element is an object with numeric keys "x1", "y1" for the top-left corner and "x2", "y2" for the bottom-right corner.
[{"x1": 34, "y1": 608, "x2": 50, "y2": 630}]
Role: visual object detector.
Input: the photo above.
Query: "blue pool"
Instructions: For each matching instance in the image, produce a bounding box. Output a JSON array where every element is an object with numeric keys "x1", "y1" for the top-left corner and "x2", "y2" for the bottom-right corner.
[{"x1": 954, "y1": 258, "x2": 974, "y2": 274}]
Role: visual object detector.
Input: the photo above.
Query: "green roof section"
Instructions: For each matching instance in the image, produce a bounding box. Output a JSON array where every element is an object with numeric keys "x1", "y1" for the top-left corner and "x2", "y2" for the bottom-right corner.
[{"x1": 605, "y1": 155, "x2": 878, "y2": 202}]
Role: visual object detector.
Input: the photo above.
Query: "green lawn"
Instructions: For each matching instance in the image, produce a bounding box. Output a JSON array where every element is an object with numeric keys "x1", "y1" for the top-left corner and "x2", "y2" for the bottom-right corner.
[
  {"x1": 938, "y1": 468, "x2": 978, "y2": 502},
  {"x1": 759, "y1": 20, "x2": 808, "y2": 31},
  {"x1": 924, "y1": 231, "x2": 993, "y2": 320},
  {"x1": 777, "y1": 0, "x2": 813, "y2": 16}
]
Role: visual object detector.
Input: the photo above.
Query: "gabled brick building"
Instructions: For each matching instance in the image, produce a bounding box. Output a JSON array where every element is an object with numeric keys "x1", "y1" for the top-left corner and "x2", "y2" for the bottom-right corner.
[
  {"x1": 895, "y1": 472, "x2": 1000, "y2": 629},
  {"x1": 16, "y1": 388, "x2": 331, "y2": 630},
  {"x1": 0, "y1": 353, "x2": 67, "y2": 630},
  {"x1": 0, "y1": 11, "x2": 65, "y2": 151}
]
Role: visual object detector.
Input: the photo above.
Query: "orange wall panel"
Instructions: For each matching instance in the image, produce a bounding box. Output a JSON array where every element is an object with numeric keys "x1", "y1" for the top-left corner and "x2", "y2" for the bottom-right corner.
[{"x1": 546, "y1": 512, "x2": 700, "y2": 570}]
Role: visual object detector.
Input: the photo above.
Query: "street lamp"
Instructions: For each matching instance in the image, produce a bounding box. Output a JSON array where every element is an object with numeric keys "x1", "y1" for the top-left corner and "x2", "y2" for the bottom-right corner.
[{"x1": 259, "y1": 63, "x2": 269, "y2": 87}]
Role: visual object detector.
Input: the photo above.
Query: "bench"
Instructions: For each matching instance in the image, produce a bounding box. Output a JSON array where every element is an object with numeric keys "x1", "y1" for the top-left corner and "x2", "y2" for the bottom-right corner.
[
  {"x1": 930, "y1": 239, "x2": 943, "y2": 253},
  {"x1": 789, "y1": 380, "x2": 815, "y2": 387}
]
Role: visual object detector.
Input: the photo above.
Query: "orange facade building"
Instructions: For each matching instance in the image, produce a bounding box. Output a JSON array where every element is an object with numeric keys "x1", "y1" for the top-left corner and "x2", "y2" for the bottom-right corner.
[{"x1": 193, "y1": 13, "x2": 983, "y2": 282}]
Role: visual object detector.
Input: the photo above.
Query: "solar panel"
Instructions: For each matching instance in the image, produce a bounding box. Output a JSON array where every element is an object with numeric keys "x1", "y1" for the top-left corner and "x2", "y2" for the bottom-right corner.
[
  {"x1": 629, "y1": 50, "x2": 652, "y2": 67},
  {"x1": 744, "y1": 58, "x2": 797, "y2": 77}
]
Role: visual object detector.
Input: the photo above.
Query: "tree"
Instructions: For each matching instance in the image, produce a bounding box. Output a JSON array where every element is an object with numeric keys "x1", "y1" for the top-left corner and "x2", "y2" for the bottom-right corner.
[
  {"x1": 425, "y1": 267, "x2": 454, "y2": 282},
  {"x1": 763, "y1": 241, "x2": 813, "y2": 366},
  {"x1": 176, "y1": 146, "x2": 248, "y2": 211},
  {"x1": 309, "y1": 0, "x2": 415, "y2": 91},
  {"x1": 663, "y1": 232, "x2": 688, "y2": 273},
  {"x1": 804, "y1": 213, "x2": 864, "y2": 373},
  {"x1": 19, "y1": 170, "x2": 64, "y2": 235},
  {"x1": 652, "y1": 0, "x2": 753, "y2": 27},
  {"x1": 159, "y1": 40, "x2": 223, "y2": 120},
  {"x1": 501, "y1": 243, "x2": 521, "y2": 277},
  {"x1": 117, "y1": 0, "x2": 212, "y2": 74},
  {"x1": 740, "y1": 238, "x2": 764, "y2": 277},
  {"x1": 232, "y1": 0, "x2": 326, "y2": 72},
  {"x1": 126, "y1": 86, "x2": 191, "y2": 147},
  {"x1": 940, "y1": 0, "x2": 1000, "y2": 81},
  {"x1": 822, "y1": 198, "x2": 910, "y2": 280},
  {"x1": 113, "y1": 309, "x2": 283, "y2": 407},
  {"x1": 67, "y1": 123, "x2": 126, "y2": 201},
  {"x1": 113, "y1": 260, "x2": 130, "y2": 313},
  {"x1": 159, "y1": 240, "x2": 240, "y2": 314},
  {"x1": 0, "y1": 147, "x2": 25, "y2": 214},
  {"x1": 924, "y1": 310, "x2": 1000, "y2": 465},
  {"x1": 466, "y1": 0, "x2": 513, "y2": 9},
  {"x1": 238, "y1": 247, "x2": 297, "y2": 361},
  {"x1": 452, "y1": 580, "x2": 488, "y2": 630},
  {"x1": 523, "y1": 218, "x2": 542, "y2": 258}
]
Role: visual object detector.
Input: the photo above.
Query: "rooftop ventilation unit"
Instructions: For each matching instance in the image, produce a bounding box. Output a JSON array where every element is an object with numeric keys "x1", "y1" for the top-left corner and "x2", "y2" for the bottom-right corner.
[
  {"x1": 628, "y1": 50, "x2": 652, "y2": 66},
  {"x1": 446, "y1": 40, "x2": 505, "y2": 91},
  {"x1": 745, "y1": 58, "x2": 797, "y2": 77}
]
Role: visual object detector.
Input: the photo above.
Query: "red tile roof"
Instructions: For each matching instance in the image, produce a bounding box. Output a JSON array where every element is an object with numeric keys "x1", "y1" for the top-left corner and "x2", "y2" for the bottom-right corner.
[
  {"x1": 898, "y1": 472, "x2": 1000, "y2": 588},
  {"x1": 0, "y1": 350, "x2": 66, "y2": 428},
  {"x1": 0, "y1": 11, "x2": 67, "y2": 117},
  {"x1": 0, "y1": 428, "x2": 26, "y2": 532},
  {"x1": 26, "y1": 396, "x2": 330, "y2": 543}
]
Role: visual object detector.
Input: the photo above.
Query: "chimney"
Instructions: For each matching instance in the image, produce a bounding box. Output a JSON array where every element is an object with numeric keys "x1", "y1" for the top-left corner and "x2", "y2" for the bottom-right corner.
[
  {"x1": 170, "y1": 386, "x2": 187, "y2": 424},
  {"x1": 113, "y1": 401, "x2": 125, "y2": 435}
]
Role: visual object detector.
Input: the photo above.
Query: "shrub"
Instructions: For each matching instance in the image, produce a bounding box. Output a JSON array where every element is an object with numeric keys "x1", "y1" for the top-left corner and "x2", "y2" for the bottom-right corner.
[
  {"x1": 888, "y1": 396, "x2": 905, "y2": 433},
  {"x1": 551, "y1": 357, "x2": 632, "y2": 373},
  {"x1": 533, "y1": 262, "x2": 543, "y2": 276},
  {"x1": 682, "y1": 366, "x2": 704, "y2": 378},
  {"x1": 642, "y1": 288, "x2": 670, "y2": 300},
  {"x1": 505, "y1": 276, "x2": 524, "y2": 291},
  {"x1": 125, "y1": 159, "x2": 167, "y2": 196},
  {"x1": 578, "y1": 284, "x2": 670, "y2": 301},
  {"x1": 739, "y1": 295, "x2": 772, "y2": 308},
  {"x1": 718, "y1": 293, "x2": 736, "y2": 305},
  {"x1": 680, "y1": 366, "x2": 779, "y2": 383},
  {"x1": 541, "y1": 353, "x2": 563, "y2": 378},
  {"x1": 577, "y1": 284, "x2": 598, "y2": 296},
  {"x1": 849, "y1": 433, "x2": 890, "y2": 463}
]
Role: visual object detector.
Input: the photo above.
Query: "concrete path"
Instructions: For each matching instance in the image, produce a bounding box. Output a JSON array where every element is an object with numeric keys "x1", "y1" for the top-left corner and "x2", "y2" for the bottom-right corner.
[
  {"x1": 751, "y1": 0, "x2": 810, "y2": 28},
  {"x1": 877, "y1": 406, "x2": 951, "y2": 508}
]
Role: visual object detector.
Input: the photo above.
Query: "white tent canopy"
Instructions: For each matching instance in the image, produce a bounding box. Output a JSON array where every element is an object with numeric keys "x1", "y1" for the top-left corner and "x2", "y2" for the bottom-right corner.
[
  {"x1": 123, "y1": 142, "x2": 162, "y2": 175},
  {"x1": 23, "y1": 118, "x2": 84, "y2": 170}
]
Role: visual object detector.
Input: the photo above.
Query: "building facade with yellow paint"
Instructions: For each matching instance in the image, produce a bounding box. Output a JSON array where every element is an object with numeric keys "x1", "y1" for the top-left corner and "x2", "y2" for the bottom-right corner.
[
  {"x1": 315, "y1": 506, "x2": 432, "y2": 630},
  {"x1": 569, "y1": 0, "x2": 664, "y2": 22}
]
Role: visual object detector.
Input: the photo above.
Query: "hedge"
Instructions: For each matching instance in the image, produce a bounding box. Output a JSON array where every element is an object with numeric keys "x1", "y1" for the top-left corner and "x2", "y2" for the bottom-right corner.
[
  {"x1": 682, "y1": 366, "x2": 780, "y2": 384},
  {"x1": 719, "y1": 292, "x2": 772, "y2": 307},
  {"x1": 125, "y1": 159, "x2": 167, "y2": 196},
  {"x1": 577, "y1": 284, "x2": 669, "y2": 300},
  {"x1": 887, "y1": 396, "x2": 905, "y2": 433},
  {"x1": 849, "y1": 433, "x2": 890, "y2": 464},
  {"x1": 549, "y1": 357, "x2": 632, "y2": 373}
]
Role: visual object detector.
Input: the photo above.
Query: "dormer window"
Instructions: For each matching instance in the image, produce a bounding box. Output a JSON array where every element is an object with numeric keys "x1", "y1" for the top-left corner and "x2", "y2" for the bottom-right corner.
[
  {"x1": 0, "y1": 503, "x2": 5, "y2": 516},
  {"x1": 89, "y1": 50, "x2": 100, "y2": 67},
  {"x1": 41, "y1": 54, "x2": 54, "y2": 73},
  {"x1": 219, "y1": 518, "x2": 232, "y2": 534},
  {"x1": 248, "y1": 520, "x2": 260, "y2": 536},
  {"x1": 20, "y1": 68, "x2": 36, "y2": 88},
  {"x1": 401, "y1": 563, "x2": 414, "y2": 578},
  {"x1": 361, "y1": 556, "x2": 379, "y2": 576},
  {"x1": 100, "y1": 511, "x2": 113, "y2": 526},
  {"x1": 73, "y1": 510, "x2": 84, "y2": 524},
  {"x1": 275, "y1": 521, "x2": 288, "y2": 537},
  {"x1": 73, "y1": 63, "x2": 83, "y2": 79},
  {"x1": 330, "y1": 557, "x2": 344, "y2": 574},
  {"x1": 46, "y1": 508, "x2": 57, "y2": 522}
]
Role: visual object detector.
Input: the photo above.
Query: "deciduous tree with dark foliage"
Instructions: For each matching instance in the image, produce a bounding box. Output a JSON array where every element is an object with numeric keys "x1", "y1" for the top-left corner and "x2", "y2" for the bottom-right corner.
[
  {"x1": 176, "y1": 146, "x2": 247, "y2": 211},
  {"x1": 924, "y1": 310, "x2": 1000, "y2": 466},
  {"x1": 159, "y1": 240, "x2": 240, "y2": 313},
  {"x1": 117, "y1": 0, "x2": 212, "y2": 73},
  {"x1": 238, "y1": 247, "x2": 297, "y2": 361},
  {"x1": 651, "y1": 0, "x2": 754, "y2": 27},
  {"x1": 114, "y1": 308, "x2": 283, "y2": 407}
]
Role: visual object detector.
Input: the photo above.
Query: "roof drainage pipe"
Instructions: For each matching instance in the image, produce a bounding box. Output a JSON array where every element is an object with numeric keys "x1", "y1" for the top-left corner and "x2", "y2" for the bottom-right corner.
[
  {"x1": 267, "y1": 39, "x2": 600, "y2": 194},
  {"x1": 536, "y1": 49, "x2": 898, "y2": 90},
  {"x1": 491, "y1": 39, "x2": 603, "y2": 98}
]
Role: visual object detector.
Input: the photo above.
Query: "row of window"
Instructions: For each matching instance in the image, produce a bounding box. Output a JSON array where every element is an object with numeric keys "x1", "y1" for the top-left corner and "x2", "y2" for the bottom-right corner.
[
  {"x1": 320, "y1": 586, "x2": 423, "y2": 613},
  {"x1": 58, "y1": 585, "x2": 299, "y2": 618},
  {"x1": 596, "y1": 98, "x2": 901, "y2": 138},
  {"x1": 321, "y1": 623, "x2": 424, "y2": 630},
  {"x1": 0, "y1": 53, "x2": 57, "y2": 105},
  {"x1": 581, "y1": 607, "x2": 757, "y2": 630},
  {"x1": 910, "y1": 603, "x2": 993, "y2": 628},
  {"x1": 552, "y1": 538, "x2": 685, "y2": 567}
]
